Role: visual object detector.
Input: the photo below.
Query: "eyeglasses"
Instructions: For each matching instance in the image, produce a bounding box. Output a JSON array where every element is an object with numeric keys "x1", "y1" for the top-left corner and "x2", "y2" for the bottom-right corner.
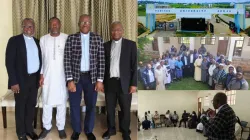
[
  {"x1": 23, "y1": 25, "x2": 34, "y2": 29},
  {"x1": 80, "y1": 21, "x2": 91, "y2": 26},
  {"x1": 111, "y1": 29, "x2": 123, "y2": 32}
]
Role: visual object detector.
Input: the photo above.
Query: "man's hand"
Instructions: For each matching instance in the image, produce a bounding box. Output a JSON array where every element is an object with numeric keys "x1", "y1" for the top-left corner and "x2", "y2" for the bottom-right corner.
[
  {"x1": 95, "y1": 81, "x2": 104, "y2": 92},
  {"x1": 68, "y1": 81, "x2": 76, "y2": 92},
  {"x1": 11, "y1": 84, "x2": 20, "y2": 93},
  {"x1": 129, "y1": 86, "x2": 137, "y2": 94},
  {"x1": 39, "y1": 74, "x2": 44, "y2": 87}
]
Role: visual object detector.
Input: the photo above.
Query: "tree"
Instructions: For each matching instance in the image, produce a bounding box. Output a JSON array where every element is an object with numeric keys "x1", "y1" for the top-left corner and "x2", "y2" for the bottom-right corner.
[{"x1": 138, "y1": 37, "x2": 152, "y2": 62}]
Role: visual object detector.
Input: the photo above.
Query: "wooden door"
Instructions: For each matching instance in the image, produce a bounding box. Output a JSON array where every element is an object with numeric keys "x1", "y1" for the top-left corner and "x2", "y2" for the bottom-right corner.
[{"x1": 217, "y1": 40, "x2": 229, "y2": 56}]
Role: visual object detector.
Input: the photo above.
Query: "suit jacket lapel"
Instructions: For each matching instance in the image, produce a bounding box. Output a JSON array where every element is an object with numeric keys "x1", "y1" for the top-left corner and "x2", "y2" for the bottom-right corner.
[
  {"x1": 76, "y1": 33, "x2": 82, "y2": 60},
  {"x1": 89, "y1": 32, "x2": 93, "y2": 61},
  {"x1": 20, "y1": 34, "x2": 28, "y2": 69},
  {"x1": 120, "y1": 38, "x2": 126, "y2": 69}
]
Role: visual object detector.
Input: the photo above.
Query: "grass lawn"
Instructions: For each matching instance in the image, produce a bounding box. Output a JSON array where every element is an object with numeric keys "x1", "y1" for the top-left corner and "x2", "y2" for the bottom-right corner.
[
  {"x1": 175, "y1": 31, "x2": 207, "y2": 37},
  {"x1": 138, "y1": 78, "x2": 250, "y2": 90},
  {"x1": 224, "y1": 14, "x2": 234, "y2": 18},
  {"x1": 167, "y1": 77, "x2": 211, "y2": 90},
  {"x1": 138, "y1": 77, "x2": 210, "y2": 90}
]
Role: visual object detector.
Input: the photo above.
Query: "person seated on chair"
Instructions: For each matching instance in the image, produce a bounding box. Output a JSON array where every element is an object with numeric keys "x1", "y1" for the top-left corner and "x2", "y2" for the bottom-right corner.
[
  {"x1": 142, "y1": 116, "x2": 151, "y2": 130},
  {"x1": 171, "y1": 111, "x2": 179, "y2": 127},
  {"x1": 196, "y1": 122, "x2": 204, "y2": 133},
  {"x1": 153, "y1": 111, "x2": 161, "y2": 127},
  {"x1": 188, "y1": 111, "x2": 198, "y2": 129},
  {"x1": 179, "y1": 110, "x2": 189, "y2": 128},
  {"x1": 165, "y1": 110, "x2": 172, "y2": 127}
]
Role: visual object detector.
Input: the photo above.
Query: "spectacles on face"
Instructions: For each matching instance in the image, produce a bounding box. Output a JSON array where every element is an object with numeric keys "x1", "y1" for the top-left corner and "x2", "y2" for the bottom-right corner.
[
  {"x1": 80, "y1": 21, "x2": 91, "y2": 26},
  {"x1": 111, "y1": 29, "x2": 122, "y2": 32},
  {"x1": 23, "y1": 25, "x2": 34, "y2": 29}
]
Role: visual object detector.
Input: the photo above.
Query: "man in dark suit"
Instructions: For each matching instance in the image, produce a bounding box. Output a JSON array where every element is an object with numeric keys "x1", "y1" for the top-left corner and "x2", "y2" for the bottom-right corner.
[
  {"x1": 188, "y1": 50, "x2": 196, "y2": 77},
  {"x1": 64, "y1": 14, "x2": 105, "y2": 140},
  {"x1": 201, "y1": 92, "x2": 237, "y2": 140},
  {"x1": 181, "y1": 52, "x2": 190, "y2": 78},
  {"x1": 5, "y1": 18, "x2": 41, "y2": 140},
  {"x1": 142, "y1": 64, "x2": 156, "y2": 90},
  {"x1": 179, "y1": 110, "x2": 189, "y2": 128},
  {"x1": 102, "y1": 21, "x2": 137, "y2": 140}
]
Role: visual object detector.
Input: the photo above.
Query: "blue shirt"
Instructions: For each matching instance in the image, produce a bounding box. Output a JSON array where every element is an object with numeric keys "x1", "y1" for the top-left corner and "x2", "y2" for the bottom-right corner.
[
  {"x1": 175, "y1": 60, "x2": 183, "y2": 69},
  {"x1": 80, "y1": 32, "x2": 90, "y2": 71},
  {"x1": 168, "y1": 59, "x2": 176, "y2": 69},
  {"x1": 23, "y1": 34, "x2": 39, "y2": 74}
]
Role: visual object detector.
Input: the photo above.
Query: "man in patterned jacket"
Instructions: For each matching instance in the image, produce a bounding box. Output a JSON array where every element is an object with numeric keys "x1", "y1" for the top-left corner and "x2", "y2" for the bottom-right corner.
[
  {"x1": 201, "y1": 92, "x2": 237, "y2": 140},
  {"x1": 64, "y1": 14, "x2": 105, "y2": 140}
]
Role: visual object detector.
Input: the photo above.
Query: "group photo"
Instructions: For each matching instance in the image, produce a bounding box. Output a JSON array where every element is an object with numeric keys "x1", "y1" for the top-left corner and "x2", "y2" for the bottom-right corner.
[
  {"x1": 138, "y1": 37, "x2": 250, "y2": 90},
  {"x1": 138, "y1": 90, "x2": 250, "y2": 140},
  {"x1": 0, "y1": 0, "x2": 137, "y2": 140}
]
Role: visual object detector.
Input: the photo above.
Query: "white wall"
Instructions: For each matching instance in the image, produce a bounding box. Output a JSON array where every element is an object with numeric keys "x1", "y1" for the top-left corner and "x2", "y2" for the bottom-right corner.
[
  {"x1": 138, "y1": 90, "x2": 198, "y2": 119},
  {"x1": 0, "y1": 0, "x2": 12, "y2": 97},
  {"x1": 197, "y1": 90, "x2": 250, "y2": 123}
]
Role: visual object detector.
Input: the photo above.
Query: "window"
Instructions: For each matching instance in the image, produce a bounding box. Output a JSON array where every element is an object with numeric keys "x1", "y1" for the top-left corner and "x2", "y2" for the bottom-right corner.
[
  {"x1": 226, "y1": 90, "x2": 236, "y2": 105},
  {"x1": 204, "y1": 96, "x2": 210, "y2": 107},
  {"x1": 201, "y1": 37, "x2": 216, "y2": 45},
  {"x1": 163, "y1": 37, "x2": 170, "y2": 43},
  {"x1": 219, "y1": 37, "x2": 229, "y2": 40},
  {"x1": 178, "y1": 37, "x2": 190, "y2": 44},
  {"x1": 233, "y1": 40, "x2": 244, "y2": 57},
  {"x1": 198, "y1": 98, "x2": 202, "y2": 102}
]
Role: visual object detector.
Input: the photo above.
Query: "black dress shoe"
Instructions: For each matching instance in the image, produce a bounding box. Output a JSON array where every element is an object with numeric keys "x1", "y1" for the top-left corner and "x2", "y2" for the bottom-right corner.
[
  {"x1": 18, "y1": 135, "x2": 28, "y2": 140},
  {"x1": 122, "y1": 134, "x2": 131, "y2": 140},
  {"x1": 26, "y1": 132, "x2": 38, "y2": 140},
  {"x1": 38, "y1": 128, "x2": 51, "y2": 139},
  {"x1": 71, "y1": 132, "x2": 80, "y2": 140},
  {"x1": 58, "y1": 130, "x2": 67, "y2": 139},
  {"x1": 102, "y1": 130, "x2": 116, "y2": 139},
  {"x1": 86, "y1": 133, "x2": 96, "y2": 140}
]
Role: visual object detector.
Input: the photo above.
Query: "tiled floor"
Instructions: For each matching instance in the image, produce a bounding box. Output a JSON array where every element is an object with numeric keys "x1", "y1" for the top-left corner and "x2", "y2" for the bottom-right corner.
[
  {"x1": 138, "y1": 127, "x2": 207, "y2": 140},
  {"x1": 0, "y1": 111, "x2": 137, "y2": 140}
]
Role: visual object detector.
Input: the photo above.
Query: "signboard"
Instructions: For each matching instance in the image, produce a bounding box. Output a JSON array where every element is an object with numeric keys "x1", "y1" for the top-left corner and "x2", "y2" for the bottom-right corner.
[
  {"x1": 147, "y1": 8, "x2": 244, "y2": 14},
  {"x1": 146, "y1": 4, "x2": 244, "y2": 14}
]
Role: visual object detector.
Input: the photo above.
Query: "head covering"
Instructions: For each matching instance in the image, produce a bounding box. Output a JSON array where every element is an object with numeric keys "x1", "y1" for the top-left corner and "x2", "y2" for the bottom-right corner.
[
  {"x1": 219, "y1": 63, "x2": 225, "y2": 66},
  {"x1": 155, "y1": 63, "x2": 161, "y2": 69}
]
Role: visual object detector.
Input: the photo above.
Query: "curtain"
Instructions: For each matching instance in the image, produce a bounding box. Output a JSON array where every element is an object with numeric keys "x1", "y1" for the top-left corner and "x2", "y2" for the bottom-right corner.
[{"x1": 12, "y1": 0, "x2": 137, "y2": 42}]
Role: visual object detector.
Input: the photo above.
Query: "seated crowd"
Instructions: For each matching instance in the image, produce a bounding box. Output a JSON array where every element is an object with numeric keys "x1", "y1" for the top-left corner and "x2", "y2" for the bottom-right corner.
[
  {"x1": 138, "y1": 44, "x2": 249, "y2": 90},
  {"x1": 138, "y1": 93, "x2": 244, "y2": 140},
  {"x1": 138, "y1": 110, "x2": 198, "y2": 130}
]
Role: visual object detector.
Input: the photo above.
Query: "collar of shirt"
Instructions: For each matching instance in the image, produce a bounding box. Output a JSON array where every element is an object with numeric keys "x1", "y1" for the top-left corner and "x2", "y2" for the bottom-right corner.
[
  {"x1": 23, "y1": 34, "x2": 33, "y2": 40},
  {"x1": 112, "y1": 38, "x2": 122, "y2": 44},
  {"x1": 80, "y1": 32, "x2": 90, "y2": 38},
  {"x1": 217, "y1": 104, "x2": 226, "y2": 113}
]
